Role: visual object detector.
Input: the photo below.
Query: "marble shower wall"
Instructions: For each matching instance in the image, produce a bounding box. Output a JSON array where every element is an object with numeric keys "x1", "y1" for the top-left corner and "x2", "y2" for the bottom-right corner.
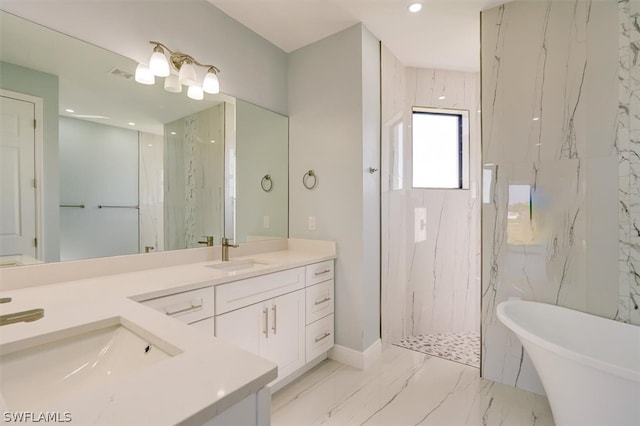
[
  {"x1": 618, "y1": 0, "x2": 640, "y2": 325},
  {"x1": 381, "y1": 45, "x2": 481, "y2": 347},
  {"x1": 164, "y1": 104, "x2": 225, "y2": 250},
  {"x1": 481, "y1": 0, "x2": 620, "y2": 394},
  {"x1": 139, "y1": 132, "x2": 164, "y2": 253}
]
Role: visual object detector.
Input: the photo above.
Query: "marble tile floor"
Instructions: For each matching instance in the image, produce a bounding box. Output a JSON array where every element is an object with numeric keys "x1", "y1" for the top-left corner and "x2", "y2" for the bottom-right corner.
[
  {"x1": 394, "y1": 332, "x2": 480, "y2": 368},
  {"x1": 272, "y1": 346, "x2": 554, "y2": 426}
]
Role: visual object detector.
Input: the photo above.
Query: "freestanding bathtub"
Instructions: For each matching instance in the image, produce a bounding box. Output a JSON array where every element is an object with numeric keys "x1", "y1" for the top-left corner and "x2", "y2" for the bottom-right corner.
[{"x1": 497, "y1": 300, "x2": 640, "y2": 426}]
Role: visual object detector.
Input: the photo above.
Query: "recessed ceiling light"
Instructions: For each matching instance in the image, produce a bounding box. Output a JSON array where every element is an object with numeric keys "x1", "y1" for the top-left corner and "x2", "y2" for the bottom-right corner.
[
  {"x1": 170, "y1": 131, "x2": 177, "y2": 135},
  {"x1": 533, "y1": 117, "x2": 540, "y2": 121},
  {"x1": 128, "y1": 122, "x2": 136, "y2": 126},
  {"x1": 438, "y1": 95, "x2": 446, "y2": 100},
  {"x1": 210, "y1": 140, "x2": 215, "y2": 144},
  {"x1": 408, "y1": 3, "x2": 422, "y2": 13},
  {"x1": 65, "y1": 108, "x2": 74, "y2": 113}
]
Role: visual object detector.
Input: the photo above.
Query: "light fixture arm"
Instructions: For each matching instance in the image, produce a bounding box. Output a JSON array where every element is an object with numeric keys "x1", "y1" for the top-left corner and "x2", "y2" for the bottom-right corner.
[{"x1": 149, "y1": 41, "x2": 220, "y2": 74}]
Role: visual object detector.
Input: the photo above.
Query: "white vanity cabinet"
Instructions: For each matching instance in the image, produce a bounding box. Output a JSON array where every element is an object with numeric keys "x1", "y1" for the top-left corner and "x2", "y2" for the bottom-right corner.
[
  {"x1": 304, "y1": 260, "x2": 335, "y2": 362},
  {"x1": 214, "y1": 267, "x2": 306, "y2": 386},
  {"x1": 139, "y1": 285, "x2": 215, "y2": 334}
]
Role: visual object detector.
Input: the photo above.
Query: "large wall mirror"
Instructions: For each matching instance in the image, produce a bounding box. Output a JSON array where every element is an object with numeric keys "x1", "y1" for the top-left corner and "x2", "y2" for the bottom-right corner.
[{"x1": 0, "y1": 11, "x2": 288, "y2": 267}]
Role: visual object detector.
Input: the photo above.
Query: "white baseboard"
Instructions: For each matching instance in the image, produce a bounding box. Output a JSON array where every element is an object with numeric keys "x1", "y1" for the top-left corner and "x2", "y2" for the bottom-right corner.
[
  {"x1": 328, "y1": 339, "x2": 381, "y2": 370},
  {"x1": 269, "y1": 353, "x2": 328, "y2": 394}
]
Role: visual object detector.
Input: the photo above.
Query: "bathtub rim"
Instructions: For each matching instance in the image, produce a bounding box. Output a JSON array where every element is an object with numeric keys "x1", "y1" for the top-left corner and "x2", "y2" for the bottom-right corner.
[{"x1": 497, "y1": 300, "x2": 640, "y2": 383}]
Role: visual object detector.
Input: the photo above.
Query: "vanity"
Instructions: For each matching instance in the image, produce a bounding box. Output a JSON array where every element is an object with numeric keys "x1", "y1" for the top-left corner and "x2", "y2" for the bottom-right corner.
[{"x1": 0, "y1": 239, "x2": 336, "y2": 425}]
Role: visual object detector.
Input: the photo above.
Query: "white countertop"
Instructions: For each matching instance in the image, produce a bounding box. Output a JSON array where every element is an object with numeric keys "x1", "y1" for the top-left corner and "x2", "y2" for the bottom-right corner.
[{"x1": 0, "y1": 239, "x2": 336, "y2": 425}]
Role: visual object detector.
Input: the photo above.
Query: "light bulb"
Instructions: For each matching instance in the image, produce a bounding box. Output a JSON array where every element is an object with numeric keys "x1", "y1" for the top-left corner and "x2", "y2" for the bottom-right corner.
[
  {"x1": 149, "y1": 51, "x2": 170, "y2": 77},
  {"x1": 408, "y1": 3, "x2": 422, "y2": 13},
  {"x1": 203, "y1": 71, "x2": 220, "y2": 94},
  {"x1": 134, "y1": 63, "x2": 155, "y2": 85},
  {"x1": 178, "y1": 62, "x2": 198, "y2": 86},
  {"x1": 164, "y1": 74, "x2": 182, "y2": 93},
  {"x1": 187, "y1": 85, "x2": 204, "y2": 100}
]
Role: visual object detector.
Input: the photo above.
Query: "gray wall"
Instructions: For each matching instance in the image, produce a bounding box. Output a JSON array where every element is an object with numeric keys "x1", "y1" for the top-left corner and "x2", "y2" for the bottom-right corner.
[
  {"x1": 0, "y1": 61, "x2": 59, "y2": 262},
  {"x1": 236, "y1": 100, "x2": 288, "y2": 243},
  {"x1": 481, "y1": 0, "x2": 619, "y2": 394},
  {"x1": 0, "y1": 0, "x2": 287, "y2": 114},
  {"x1": 288, "y1": 24, "x2": 380, "y2": 352}
]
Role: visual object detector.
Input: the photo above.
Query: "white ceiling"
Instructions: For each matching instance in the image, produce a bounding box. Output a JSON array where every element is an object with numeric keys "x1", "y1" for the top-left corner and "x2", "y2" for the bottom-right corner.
[{"x1": 208, "y1": 0, "x2": 509, "y2": 72}]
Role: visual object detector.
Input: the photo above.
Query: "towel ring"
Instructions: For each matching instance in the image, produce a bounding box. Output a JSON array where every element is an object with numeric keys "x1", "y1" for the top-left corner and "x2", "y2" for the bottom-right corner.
[
  {"x1": 261, "y1": 174, "x2": 273, "y2": 192},
  {"x1": 303, "y1": 170, "x2": 318, "y2": 190}
]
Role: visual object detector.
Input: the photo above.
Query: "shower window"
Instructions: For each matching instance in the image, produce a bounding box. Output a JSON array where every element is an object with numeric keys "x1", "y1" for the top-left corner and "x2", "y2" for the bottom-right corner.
[{"x1": 412, "y1": 107, "x2": 469, "y2": 189}]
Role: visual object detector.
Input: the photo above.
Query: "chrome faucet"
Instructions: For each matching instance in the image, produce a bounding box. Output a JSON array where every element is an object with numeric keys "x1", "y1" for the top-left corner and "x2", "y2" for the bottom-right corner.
[
  {"x1": 0, "y1": 308, "x2": 44, "y2": 326},
  {"x1": 221, "y1": 237, "x2": 239, "y2": 261},
  {"x1": 198, "y1": 236, "x2": 215, "y2": 247}
]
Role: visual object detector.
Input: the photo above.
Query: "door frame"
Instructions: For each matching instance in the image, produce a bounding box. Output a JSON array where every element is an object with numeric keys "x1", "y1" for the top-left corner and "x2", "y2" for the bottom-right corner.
[{"x1": 1, "y1": 89, "x2": 44, "y2": 261}]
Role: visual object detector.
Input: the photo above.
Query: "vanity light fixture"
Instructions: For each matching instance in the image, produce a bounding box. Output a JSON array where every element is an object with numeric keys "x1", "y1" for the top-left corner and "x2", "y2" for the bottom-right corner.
[
  {"x1": 134, "y1": 63, "x2": 155, "y2": 85},
  {"x1": 136, "y1": 41, "x2": 221, "y2": 98}
]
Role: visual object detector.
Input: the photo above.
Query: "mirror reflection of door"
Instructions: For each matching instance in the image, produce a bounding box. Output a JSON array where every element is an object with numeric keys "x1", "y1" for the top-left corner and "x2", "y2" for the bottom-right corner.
[{"x1": 0, "y1": 92, "x2": 38, "y2": 266}]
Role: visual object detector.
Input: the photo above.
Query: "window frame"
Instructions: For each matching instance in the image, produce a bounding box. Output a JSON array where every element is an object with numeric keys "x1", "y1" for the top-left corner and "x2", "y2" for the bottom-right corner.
[{"x1": 411, "y1": 106, "x2": 470, "y2": 190}]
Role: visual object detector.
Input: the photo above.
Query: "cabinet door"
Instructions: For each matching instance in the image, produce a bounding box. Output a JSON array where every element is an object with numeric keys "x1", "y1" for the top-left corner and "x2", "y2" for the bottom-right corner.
[
  {"x1": 266, "y1": 290, "x2": 305, "y2": 381},
  {"x1": 215, "y1": 302, "x2": 267, "y2": 357}
]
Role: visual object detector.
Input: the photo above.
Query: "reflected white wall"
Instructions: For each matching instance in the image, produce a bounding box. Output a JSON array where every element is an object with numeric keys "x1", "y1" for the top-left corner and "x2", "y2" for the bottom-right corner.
[
  {"x1": 139, "y1": 132, "x2": 164, "y2": 253},
  {"x1": 59, "y1": 117, "x2": 138, "y2": 261}
]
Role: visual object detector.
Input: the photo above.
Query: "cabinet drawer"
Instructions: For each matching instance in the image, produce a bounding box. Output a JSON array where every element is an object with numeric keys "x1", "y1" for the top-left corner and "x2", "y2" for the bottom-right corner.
[
  {"x1": 141, "y1": 286, "x2": 214, "y2": 324},
  {"x1": 305, "y1": 260, "x2": 334, "y2": 286},
  {"x1": 306, "y1": 314, "x2": 334, "y2": 362},
  {"x1": 305, "y1": 280, "x2": 334, "y2": 325},
  {"x1": 215, "y1": 267, "x2": 305, "y2": 315}
]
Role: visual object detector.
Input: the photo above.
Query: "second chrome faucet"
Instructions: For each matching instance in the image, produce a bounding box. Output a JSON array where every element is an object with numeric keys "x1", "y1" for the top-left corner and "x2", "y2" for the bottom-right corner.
[{"x1": 221, "y1": 237, "x2": 239, "y2": 261}]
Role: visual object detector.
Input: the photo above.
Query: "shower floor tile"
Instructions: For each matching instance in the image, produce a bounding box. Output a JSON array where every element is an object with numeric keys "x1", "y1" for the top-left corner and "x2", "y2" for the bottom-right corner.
[{"x1": 394, "y1": 331, "x2": 480, "y2": 368}]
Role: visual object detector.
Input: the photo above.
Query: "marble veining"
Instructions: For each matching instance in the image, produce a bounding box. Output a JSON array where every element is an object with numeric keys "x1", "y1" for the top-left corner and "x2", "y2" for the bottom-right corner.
[
  {"x1": 164, "y1": 105, "x2": 225, "y2": 250},
  {"x1": 618, "y1": 0, "x2": 640, "y2": 325},
  {"x1": 381, "y1": 45, "x2": 481, "y2": 348},
  {"x1": 272, "y1": 346, "x2": 553, "y2": 426},
  {"x1": 481, "y1": 0, "x2": 621, "y2": 394}
]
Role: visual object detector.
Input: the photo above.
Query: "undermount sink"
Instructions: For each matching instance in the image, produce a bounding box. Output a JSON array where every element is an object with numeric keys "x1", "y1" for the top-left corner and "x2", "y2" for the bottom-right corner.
[
  {"x1": 207, "y1": 258, "x2": 271, "y2": 273},
  {"x1": 0, "y1": 321, "x2": 176, "y2": 410}
]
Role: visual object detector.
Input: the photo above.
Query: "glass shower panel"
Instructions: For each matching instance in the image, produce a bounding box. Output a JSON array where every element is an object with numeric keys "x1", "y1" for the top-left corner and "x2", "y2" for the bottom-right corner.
[{"x1": 59, "y1": 116, "x2": 139, "y2": 261}]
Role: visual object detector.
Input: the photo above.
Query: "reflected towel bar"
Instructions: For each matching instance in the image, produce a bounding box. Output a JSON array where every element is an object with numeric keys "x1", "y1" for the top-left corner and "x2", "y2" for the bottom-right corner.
[
  {"x1": 60, "y1": 204, "x2": 85, "y2": 208},
  {"x1": 98, "y1": 205, "x2": 139, "y2": 209}
]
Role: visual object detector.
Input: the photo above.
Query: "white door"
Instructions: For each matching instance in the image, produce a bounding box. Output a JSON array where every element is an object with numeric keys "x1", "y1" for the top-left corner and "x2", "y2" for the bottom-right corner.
[
  {"x1": 266, "y1": 290, "x2": 305, "y2": 380},
  {"x1": 215, "y1": 302, "x2": 267, "y2": 357},
  {"x1": 0, "y1": 95, "x2": 36, "y2": 261}
]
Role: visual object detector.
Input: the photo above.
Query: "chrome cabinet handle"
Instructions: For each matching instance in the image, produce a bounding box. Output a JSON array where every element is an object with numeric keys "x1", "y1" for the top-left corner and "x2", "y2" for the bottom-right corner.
[
  {"x1": 165, "y1": 299, "x2": 203, "y2": 316},
  {"x1": 314, "y1": 297, "x2": 332, "y2": 306},
  {"x1": 314, "y1": 269, "x2": 331, "y2": 276},
  {"x1": 263, "y1": 307, "x2": 269, "y2": 338},
  {"x1": 315, "y1": 331, "x2": 331, "y2": 343},
  {"x1": 272, "y1": 305, "x2": 277, "y2": 334}
]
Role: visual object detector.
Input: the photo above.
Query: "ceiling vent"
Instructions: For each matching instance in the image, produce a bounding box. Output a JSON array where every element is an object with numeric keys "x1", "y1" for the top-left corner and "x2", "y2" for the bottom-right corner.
[{"x1": 108, "y1": 67, "x2": 134, "y2": 80}]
